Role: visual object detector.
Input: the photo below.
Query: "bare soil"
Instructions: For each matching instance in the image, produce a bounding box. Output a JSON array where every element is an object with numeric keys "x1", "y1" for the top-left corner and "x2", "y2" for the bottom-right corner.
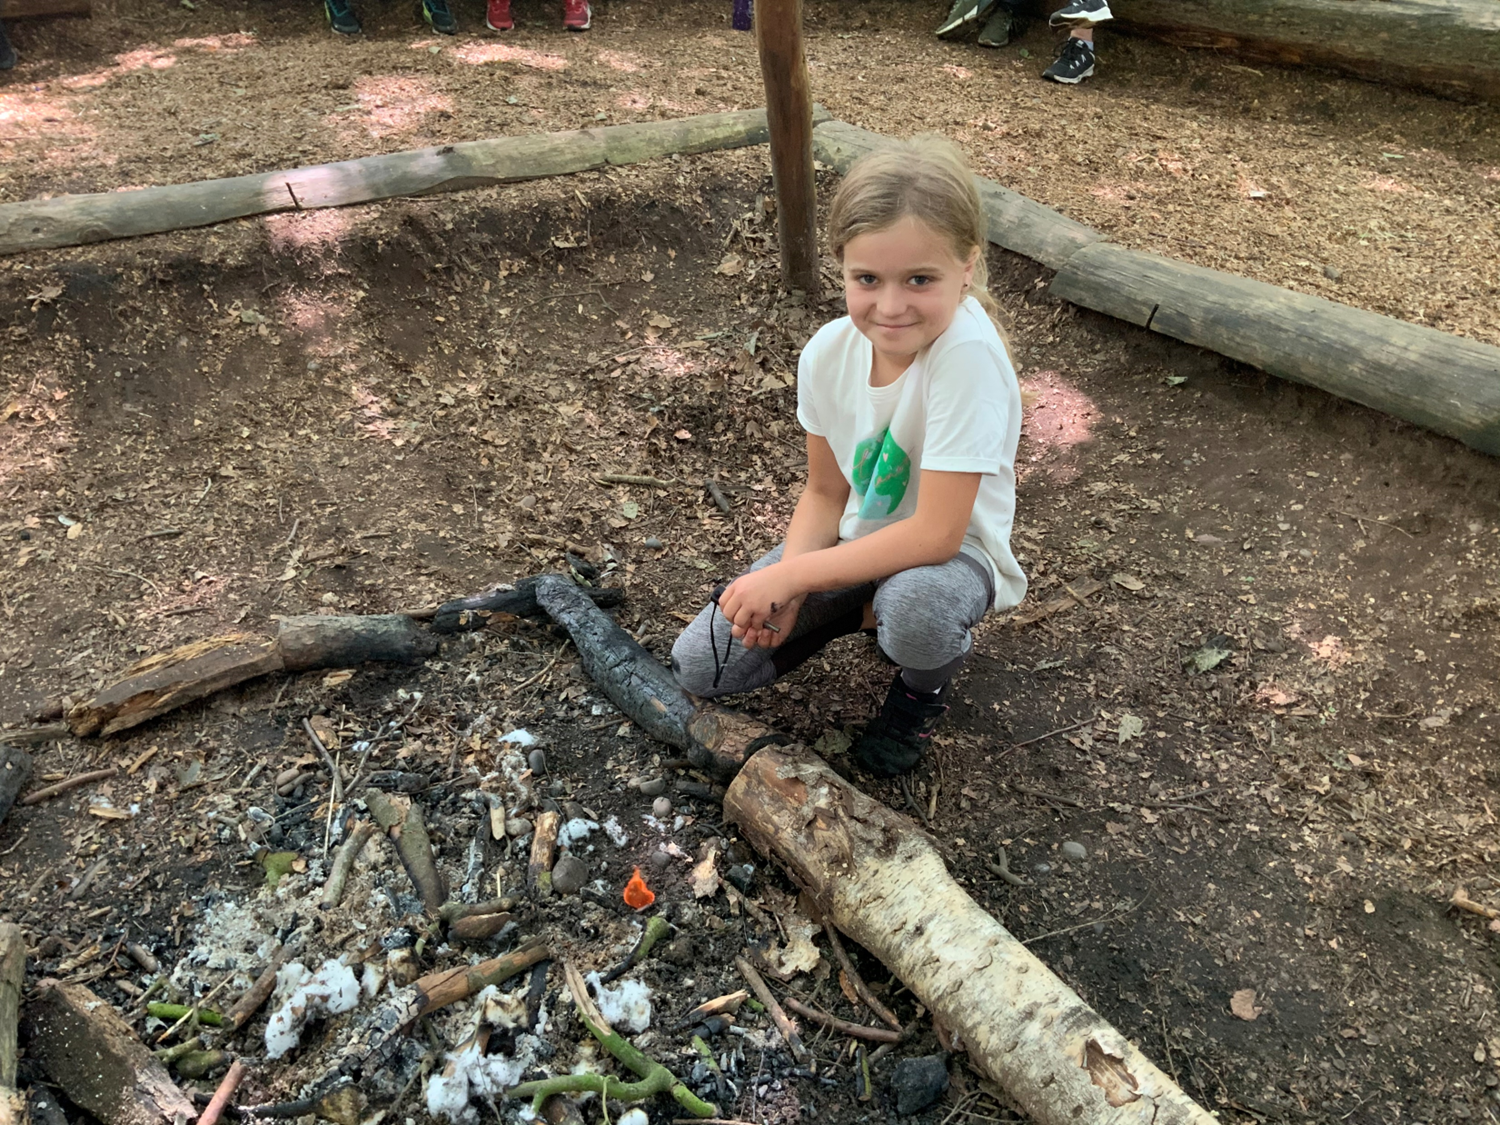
[{"x1": 3, "y1": 4, "x2": 1500, "y2": 1125}]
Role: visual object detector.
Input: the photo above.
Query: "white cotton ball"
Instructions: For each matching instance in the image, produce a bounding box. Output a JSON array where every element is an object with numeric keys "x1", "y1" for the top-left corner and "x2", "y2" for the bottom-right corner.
[
  {"x1": 603, "y1": 816, "x2": 630, "y2": 847},
  {"x1": 425, "y1": 1067, "x2": 475, "y2": 1123},
  {"x1": 263, "y1": 958, "x2": 361, "y2": 1060},
  {"x1": 557, "y1": 818, "x2": 599, "y2": 848},
  {"x1": 585, "y1": 973, "x2": 652, "y2": 1034},
  {"x1": 617, "y1": 1110, "x2": 649, "y2": 1125},
  {"x1": 313, "y1": 960, "x2": 361, "y2": 1015},
  {"x1": 499, "y1": 729, "x2": 538, "y2": 748}
]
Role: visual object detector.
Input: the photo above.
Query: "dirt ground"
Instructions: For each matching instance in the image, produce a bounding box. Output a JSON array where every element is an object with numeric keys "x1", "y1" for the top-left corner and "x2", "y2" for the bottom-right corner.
[{"x1": 3, "y1": 3, "x2": 1500, "y2": 1125}]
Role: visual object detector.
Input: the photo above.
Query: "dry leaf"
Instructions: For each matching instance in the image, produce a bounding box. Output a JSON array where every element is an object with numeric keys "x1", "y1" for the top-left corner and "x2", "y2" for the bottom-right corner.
[
  {"x1": 66, "y1": 522, "x2": 83, "y2": 540},
  {"x1": 309, "y1": 714, "x2": 340, "y2": 749},
  {"x1": 715, "y1": 254, "x2": 744, "y2": 276},
  {"x1": 691, "y1": 846, "x2": 721, "y2": 898},
  {"x1": 322, "y1": 669, "x2": 354, "y2": 689},
  {"x1": 838, "y1": 970, "x2": 861, "y2": 1006},
  {"x1": 648, "y1": 313, "x2": 673, "y2": 329},
  {"x1": 766, "y1": 913, "x2": 821, "y2": 977},
  {"x1": 1230, "y1": 989, "x2": 1261, "y2": 1021},
  {"x1": 674, "y1": 429, "x2": 692, "y2": 441},
  {"x1": 1110, "y1": 572, "x2": 1145, "y2": 591}
]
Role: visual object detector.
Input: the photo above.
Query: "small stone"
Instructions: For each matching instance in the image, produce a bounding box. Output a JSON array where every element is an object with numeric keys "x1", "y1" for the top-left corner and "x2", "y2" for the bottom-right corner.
[
  {"x1": 644, "y1": 537, "x2": 664, "y2": 549},
  {"x1": 891, "y1": 1054, "x2": 949, "y2": 1115},
  {"x1": 652, "y1": 797, "x2": 673, "y2": 818},
  {"x1": 1322, "y1": 264, "x2": 1342, "y2": 281},
  {"x1": 726, "y1": 864, "x2": 755, "y2": 893},
  {"x1": 551, "y1": 853, "x2": 590, "y2": 896},
  {"x1": 637, "y1": 777, "x2": 668, "y2": 797},
  {"x1": 1032, "y1": 862, "x2": 1052, "y2": 877},
  {"x1": 548, "y1": 778, "x2": 567, "y2": 796},
  {"x1": 528, "y1": 748, "x2": 547, "y2": 775},
  {"x1": 1061, "y1": 841, "x2": 1088, "y2": 862},
  {"x1": 504, "y1": 817, "x2": 533, "y2": 839},
  {"x1": 650, "y1": 850, "x2": 674, "y2": 870}
]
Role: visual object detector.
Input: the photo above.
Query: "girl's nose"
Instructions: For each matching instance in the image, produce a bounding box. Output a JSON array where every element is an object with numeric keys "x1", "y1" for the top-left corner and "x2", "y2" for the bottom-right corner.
[{"x1": 875, "y1": 285, "x2": 906, "y2": 316}]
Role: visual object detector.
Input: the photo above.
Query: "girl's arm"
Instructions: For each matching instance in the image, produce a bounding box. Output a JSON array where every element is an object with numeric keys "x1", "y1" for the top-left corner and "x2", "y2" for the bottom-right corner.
[
  {"x1": 720, "y1": 468, "x2": 982, "y2": 637},
  {"x1": 781, "y1": 434, "x2": 849, "y2": 560}
]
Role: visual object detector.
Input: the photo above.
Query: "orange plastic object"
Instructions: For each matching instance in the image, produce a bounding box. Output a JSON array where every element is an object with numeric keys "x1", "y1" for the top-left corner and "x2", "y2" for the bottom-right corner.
[{"x1": 623, "y1": 866, "x2": 655, "y2": 909}]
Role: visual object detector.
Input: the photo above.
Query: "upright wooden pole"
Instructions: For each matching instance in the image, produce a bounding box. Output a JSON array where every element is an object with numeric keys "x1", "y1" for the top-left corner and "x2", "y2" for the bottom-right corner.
[{"x1": 754, "y1": 0, "x2": 820, "y2": 298}]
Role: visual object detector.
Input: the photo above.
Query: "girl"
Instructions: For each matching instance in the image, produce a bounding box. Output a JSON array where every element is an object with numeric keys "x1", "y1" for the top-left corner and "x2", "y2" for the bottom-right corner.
[{"x1": 670, "y1": 136, "x2": 1026, "y2": 777}]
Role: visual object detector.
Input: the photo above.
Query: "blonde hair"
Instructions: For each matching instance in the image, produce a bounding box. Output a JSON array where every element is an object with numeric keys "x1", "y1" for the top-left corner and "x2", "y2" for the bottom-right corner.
[{"x1": 827, "y1": 135, "x2": 1012, "y2": 352}]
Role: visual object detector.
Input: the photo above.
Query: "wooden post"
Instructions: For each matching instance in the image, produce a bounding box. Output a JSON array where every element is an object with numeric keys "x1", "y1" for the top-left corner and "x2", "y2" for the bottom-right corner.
[{"x1": 754, "y1": 0, "x2": 820, "y2": 298}]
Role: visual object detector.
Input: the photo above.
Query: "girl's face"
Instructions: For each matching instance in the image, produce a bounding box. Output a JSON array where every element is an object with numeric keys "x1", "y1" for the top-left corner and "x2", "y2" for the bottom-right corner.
[{"x1": 841, "y1": 215, "x2": 978, "y2": 369}]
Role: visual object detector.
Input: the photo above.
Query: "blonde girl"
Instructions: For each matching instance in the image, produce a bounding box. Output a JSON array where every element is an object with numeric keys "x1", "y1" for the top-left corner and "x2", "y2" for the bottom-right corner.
[{"x1": 670, "y1": 136, "x2": 1026, "y2": 776}]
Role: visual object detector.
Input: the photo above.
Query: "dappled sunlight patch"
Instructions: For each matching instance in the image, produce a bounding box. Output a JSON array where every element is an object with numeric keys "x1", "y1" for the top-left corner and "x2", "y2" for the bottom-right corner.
[
  {"x1": 941, "y1": 63, "x2": 972, "y2": 80},
  {"x1": 1017, "y1": 370, "x2": 1098, "y2": 485},
  {"x1": 338, "y1": 75, "x2": 453, "y2": 140},
  {"x1": 449, "y1": 41, "x2": 567, "y2": 70},
  {"x1": 1156, "y1": 150, "x2": 1192, "y2": 177},
  {"x1": 0, "y1": 376, "x2": 74, "y2": 494},
  {"x1": 350, "y1": 382, "x2": 398, "y2": 441},
  {"x1": 59, "y1": 47, "x2": 177, "y2": 90},
  {"x1": 597, "y1": 49, "x2": 648, "y2": 72},
  {"x1": 263, "y1": 208, "x2": 355, "y2": 254},
  {"x1": 1365, "y1": 175, "x2": 1411, "y2": 194},
  {"x1": 173, "y1": 33, "x2": 258, "y2": 52},
  {"x1": 616, "y1": 91, "x2": 652, "y2": 112}
]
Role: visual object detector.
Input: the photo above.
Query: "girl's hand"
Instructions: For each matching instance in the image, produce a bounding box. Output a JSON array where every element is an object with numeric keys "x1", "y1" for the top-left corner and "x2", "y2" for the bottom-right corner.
[{"x1": 718, "y1": 564, "x2": 803, "y2": 648}]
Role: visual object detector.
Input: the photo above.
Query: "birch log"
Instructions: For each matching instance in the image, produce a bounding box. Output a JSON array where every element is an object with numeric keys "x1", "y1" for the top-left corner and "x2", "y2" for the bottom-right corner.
[{"x1": 724, "y1": 749, "x2": 1215, "y2": 1125}]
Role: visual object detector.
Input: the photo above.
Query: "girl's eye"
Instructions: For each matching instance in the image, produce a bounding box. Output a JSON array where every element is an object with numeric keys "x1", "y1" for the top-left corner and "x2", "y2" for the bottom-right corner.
[
  {"x1": 856, "y1": 274, "x2": 878, "y2": 286},
  {"x1": 908, "y1": 275, "x2": 932, "y2": 287}
]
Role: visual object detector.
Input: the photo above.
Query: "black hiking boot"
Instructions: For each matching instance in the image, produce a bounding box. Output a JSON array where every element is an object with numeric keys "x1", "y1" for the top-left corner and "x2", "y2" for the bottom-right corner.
[
  {"x1": 324, "y1": 0, "x2": 362, "y2": 35},
  {"x1": 977, "y1": 9, "x2": 1025, "y2": 47},
  {"x1": 423, "y1": 0, "x2": 458, "y2": 34},
  {"x1": 1043, "y1": 36, "x2": 1095, "y2": 84},
  {"x1": 1049, "y1": 0, "x2": 1112, "y2": 27},
  {"x1": 934, "y1": 0, "x2": 999, "y2": 39},
  {"x1": 852, "y1": 672, "x2": 951, "y2": 777}
]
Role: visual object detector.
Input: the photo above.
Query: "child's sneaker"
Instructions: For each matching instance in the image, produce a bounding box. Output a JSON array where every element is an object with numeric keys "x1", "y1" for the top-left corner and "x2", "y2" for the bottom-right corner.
[
  {"x1": 423, "y1": 0, "x2": 458, "y2": 34},
  {"x1": 934, "y1": 0, "x2": 998, "y2": 40},
  {"x1": 563, "y1": 0, "x2": 591, "y2": 30},
  {"x1": 851, "y1": 672, "x2": 951, "y2": 777},
  {"x1": 486, "y1": 0, "x2": 513, "y2": 29},
  {"x1": 323, "y1": 0, "x2": 362, "y2": 35},
  {"x1": 1043, "y1": 36, "x2": 1095, "y2": 83},
  {"x1": 977, "y1": 9, "x2": 1025, "y2": 47},
  {"x1": 1049, "y1": 0, "x2": 1112, "y2": 27}
]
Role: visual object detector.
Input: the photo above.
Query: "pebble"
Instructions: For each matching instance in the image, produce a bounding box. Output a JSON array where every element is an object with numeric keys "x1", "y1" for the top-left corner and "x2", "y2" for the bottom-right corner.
[
  {"x1": 726, "y1": 863, "x2": 755, "y2": 894},
  {"x1": 636, "y1": 777, "x2": 668, "y2": 797},
  {"x1": 617, "y1": 1109, "x2": 649, "y2": 1125},
  {"x1": 643, "y1": 537, "x2": 665, "y2": 550},
  {"x1": 891, "y1": 1055, "x2": 949, "y2": 1116},
  {"x1": 551, "y1": 853, "x2": 590, "y2": 896},
  {"x1": 652, "y1": 797, "x2": 673, "y2": 818},
  {"x1": 1032, "y1": 862, "x2": 1052, "y2": 877},
  {"x1": 650, "y1": 850, "x2": 674, "y2": 870},
  {"x1": 548, "y1": 778, "x2": 567, "y2": 796},
  {"x1": 528, "y1": 748, "x2": 547, "y2": 775},
  {"x1": 1323, "y1": 264, "x2": 1343, "y2": 281},
  {"x1": 1061, "y1": 841, "x2": 1088, "y2": 862}
]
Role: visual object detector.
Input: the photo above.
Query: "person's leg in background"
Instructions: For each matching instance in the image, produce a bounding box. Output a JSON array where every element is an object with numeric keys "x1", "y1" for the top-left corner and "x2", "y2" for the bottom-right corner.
[
  {"x1": 1044, "y1": 0, "x2": 1111, "y2": 83},
  {"x1": 0, "y1": 21, "x2": 17, "y2": 70}
]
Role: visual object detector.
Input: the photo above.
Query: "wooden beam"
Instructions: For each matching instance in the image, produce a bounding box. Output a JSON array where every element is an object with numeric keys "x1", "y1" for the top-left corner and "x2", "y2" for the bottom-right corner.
[
  {"x1": 725, "y1": 749, "x2": 1217, "y2": 1125},
  {"x1": 0, "y1": 0, "x2": 89, "y2": 19},
  {"x1": 1101, "y1": 0, "x2": 1500, "y2": 104},
  {"x1": 1049, "y1": 243, "x2": 1500, "y2": 457},
  {"x1": 0, "y1": 108, "x2": 817, "y2": 257},
  {"x1": 755, "y1": 0, "x2": 820, "y2": 297}
]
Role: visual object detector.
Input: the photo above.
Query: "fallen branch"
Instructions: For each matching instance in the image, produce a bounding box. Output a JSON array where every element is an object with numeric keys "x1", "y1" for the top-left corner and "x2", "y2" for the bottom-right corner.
[
  {"x1": 364, "y1": 790, "x2": 447, "y2": 913},
  {"x1": 506, "y1": 963, "x2": 716, "y2": 1118},
  {"x1": 223, "y1": 943, "x2": 298, "y2": 1035},
  {"x1": 1452, "y1": 886, "x2": 1500, "y2": 921},
  {"x1": 599, "y1": 915, "x2": 672, "y2": 984},
  {"x1": 320, "y1": 821, "x2": 376, "y2": 910},
  {"x1": 725, "y1": 749, "x2": 1216, "y2": 1125},
  {"x1": 527, "y1": 810, "x2": 561, "y2": 898},
  {"x1": 821, "y1": 922, "x2": 902, "y2": 1031},
  {"x1": 20, "y1": 768, "x2": 117, "y2": 806},
  {"x1": 198, "y1": 1060, "x2": 247, "y2": 1125},
  {"x1": 0, "y1": 924, "x2": 22, "y2": 1125},
  {"x1": 410, "y1": 941, "x2": 553, "y2": 1019},
  {"x1": 733, "y1": 956, "x2": 808, "y2": 1064},
  {"x1": 427, "y1": 578, "x2": 625, "y2": 633},
  {"x1": 781, "y1": 997, "x2": 901, "y2": 1044}
]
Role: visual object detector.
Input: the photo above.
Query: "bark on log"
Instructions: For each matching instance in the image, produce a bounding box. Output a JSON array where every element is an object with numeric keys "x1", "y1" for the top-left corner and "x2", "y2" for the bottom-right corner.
[
  {"x1": 756, "y1": 0, "x2": 820, "y2": 296},
  {"x1": 277, "y1": 614, "x2": 437, "y2": 671},
  {"x1": 724, "y1": 749, "x2": 1216, "y2": 1125},
  {"x1": 1095, "y1": 0, "x2": 1500, "y2": 104},
  {"x1": 527, "y1": 811, "x2": 561, "y2": 898},
  {"x1": 532, "y1": 575, "x2": 786, "y2": 781},
  {"x1": 0, "y1": 108, "x2": 828, "y2": 257},
  {"x1": 25, "y1": 981, "x2": 196, "y2": 1125},
  {"x1": 429, "y1": 579, "x2": 625, "y2": 634},
  {"x1": 0, "y1": 746, "x2": 32, "y2": 833},
  {"x1": 67, "y1": 635, "x2": 284, "y2": 737},
  {"x1": 812, "y1": 121, "x2": 1104, "y2": 271},
  {"x1": 1049, "y1": 243, "x2": 1500, "y2": 457},
  {"x1": 0, "y1": 924, "x2": 23, "y2": 1125},
  {"x1": 0, "y1": 0, "x2": 89, "y2": 18}
]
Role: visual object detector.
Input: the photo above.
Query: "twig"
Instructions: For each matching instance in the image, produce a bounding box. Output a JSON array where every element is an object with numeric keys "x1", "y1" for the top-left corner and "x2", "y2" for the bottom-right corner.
[
  {"x1": 302, "y1": 718, "x2": 344, "y2": 804},
  {"x1": 20, "y1": 768, "x2": 117, "y2": 806},
  {"x1": 782, "y1": 997, "x2": 900, "y2": 1043},
  {"x1": 86, "y1": 565, "x2": 163, "y2": 596},
  {"x1": 321, "y1": 820, "x2": 376, "y2": 910},
  {"x1": 1011, "y1": 713, "x2": 1097, "y2": 749},
  {"x1": 285, "y1": 182, "x2": 303, "y2": 211},
  {"x1": 1010, "y1": 784, "x2": 1082, "y2": 809},
  {"x1": 282, "y1": 518, "x2": 300, "y2": 549},
  {"x1": 897, "y1": 776, "x2": 930, "y2": 827},
  {"x1": 821, "y1": 923, "x2": 901, "y2": 1030},
  {"x1": 984, "y1": 846, "x2": 1027, "y2": 887},
  {"x1": 1022, "y1": 898, "x2": 1142, "y2": 946},
  {"x1": 734, "y1": 956, "x2": 808, "y2": 1063},
  {"x1": 156, "y1": 975, "x2": 234, "y2": 1043},
  {"x1": 704, "y1": 479, "x2": 731, "y2": 514},
  {"x1": 199, "y1": 1059, "x2": 248, "y2": 1125},
  {"x1": 1331, "y1": 509, "x2": 1415, "y2": 538},
  {"x1": 510, "y1": 654, "x2": 561, "y2": 696},
  {"x1": 599, "y1": 915, "x2": 672, "y2": 984},
  {"x1": 224, "y1": 942, "x2": 298, "y2": 1033},
  {"x1": 596, "y1": 474, "x2": 678, "y2": 488},
  {"x1": 1452, "y1": 887, "x2": 1500, "y2": 921}
]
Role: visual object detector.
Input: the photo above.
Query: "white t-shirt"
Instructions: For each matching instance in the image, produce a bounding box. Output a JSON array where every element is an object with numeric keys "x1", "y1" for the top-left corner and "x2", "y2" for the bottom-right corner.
[{"x1": 795, "y1": 295, "x2": 1027, "y2": 611}]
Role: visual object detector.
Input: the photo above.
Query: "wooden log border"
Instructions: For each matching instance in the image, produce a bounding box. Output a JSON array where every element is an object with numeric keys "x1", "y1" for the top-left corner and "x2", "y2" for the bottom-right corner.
[
  {"x1": 813, "y1": 120, "x2": 1500, "y2": 458},
  {"x1": 0, "y1": 106, "x2": 828, "y2": 257}
]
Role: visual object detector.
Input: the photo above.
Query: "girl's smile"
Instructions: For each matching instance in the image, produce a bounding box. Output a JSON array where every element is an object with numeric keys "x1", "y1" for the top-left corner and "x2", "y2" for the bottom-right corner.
[{"x1": 841, "y1": 215, "x2": 977, "y2": 380}]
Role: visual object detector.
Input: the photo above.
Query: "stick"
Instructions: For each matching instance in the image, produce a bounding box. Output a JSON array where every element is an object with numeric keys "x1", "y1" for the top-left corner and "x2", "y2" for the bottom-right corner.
[
  {"x1": 364, "y1": 790, "x2": 447, "y2": 912},
  {"x1": 599, "y1": 915, "x2": 672, "y2": 984},
  {"x1": 596, "y1": 474, "x2": 677, "y2": 488},
  {"x1": 527, "y1": 810, "x2": 561, "y2": 898},
  {"x1": 224, "y1": 943, "x2": 297, "y2": 1034},
  {"x1": 302, "y1": 718, "x2": 344, "y2": 804},
  {"x1": 1011, "y1": 715, "x2": 1098, "y2": 750},
  {"x1": 821, "y1": 922, "x2": 902, "y2": 1031},
  {"x1": 734, "y1": 956, "x2": 808, "y2": 1064},
  {"x1": 0, "y1": 924, "x2": 23, "y2": 1112},
  {"x1": 321, "y1": 820, "x2": 376, "y2": 909},
  {"x1": 704, "y1": 479, "x2": 732, "y2": 514},
  {"x1": 1452, "y1": 887, "x2": 1500, "y2": 920},
  {"x1": 409, "y1": 939, "x2": 552, "y2": 1020},
  {"x1": 755, "y1": 0, "x2": 819, "y2": 296},
  {"x1": 20, "y1": 768, "x2": 116, "y2": 806},
  {"x1": 781, "y1": 997, "x2": 901, "y2": 1043},
  {"x1": 199, "y1": 1059, "x2": 247, "y2": 1125}
]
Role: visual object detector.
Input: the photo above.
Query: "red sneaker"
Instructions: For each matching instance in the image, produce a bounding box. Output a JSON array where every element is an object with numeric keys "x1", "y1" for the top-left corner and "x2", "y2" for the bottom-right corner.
[
  {"x1": 486, "y1": 0, "x2": 512, "y2": 29},
  {"x1": 563, "y1": 0, "x2": 590, "y2": 30}
]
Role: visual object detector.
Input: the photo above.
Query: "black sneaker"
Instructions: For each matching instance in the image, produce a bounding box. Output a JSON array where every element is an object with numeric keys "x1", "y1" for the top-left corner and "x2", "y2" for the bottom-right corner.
[
  {"x1": 1043, "y1": 36, "x2": 1095, "y2": 84},
  {"x1": 324, "y1": 0, "x2": 361, "y2": 34},
  {"x1": 423, "y1": 0, "x2": 458, "y2": 34},
  {"x1": 0, "y1": 21, "x2": 17, "y2": 70},
  {"x1": 934, "y1": 0, "x2": 999, "y2": 39},
  {"x1": 977, "y1": 9, "x2": 1025, "y2": 47},
  {"x1": 852, "y1": 672, "x2": 951, "y2": 777},
  {"x1": 1049, "y1": 0, "x2": 1112, "y2": 27}
]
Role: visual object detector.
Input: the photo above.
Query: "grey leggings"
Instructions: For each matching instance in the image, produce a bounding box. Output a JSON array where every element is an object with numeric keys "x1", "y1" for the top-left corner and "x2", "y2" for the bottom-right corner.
[{"x1": 670, "y1": 543, "x2": 993, "y2": 699}]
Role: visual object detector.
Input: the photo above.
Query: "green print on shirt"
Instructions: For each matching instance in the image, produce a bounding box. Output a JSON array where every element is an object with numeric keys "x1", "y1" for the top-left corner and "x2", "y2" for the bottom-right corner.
[{"x1": 850, "y1": 428, "x2": 911, "y2": 519}]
